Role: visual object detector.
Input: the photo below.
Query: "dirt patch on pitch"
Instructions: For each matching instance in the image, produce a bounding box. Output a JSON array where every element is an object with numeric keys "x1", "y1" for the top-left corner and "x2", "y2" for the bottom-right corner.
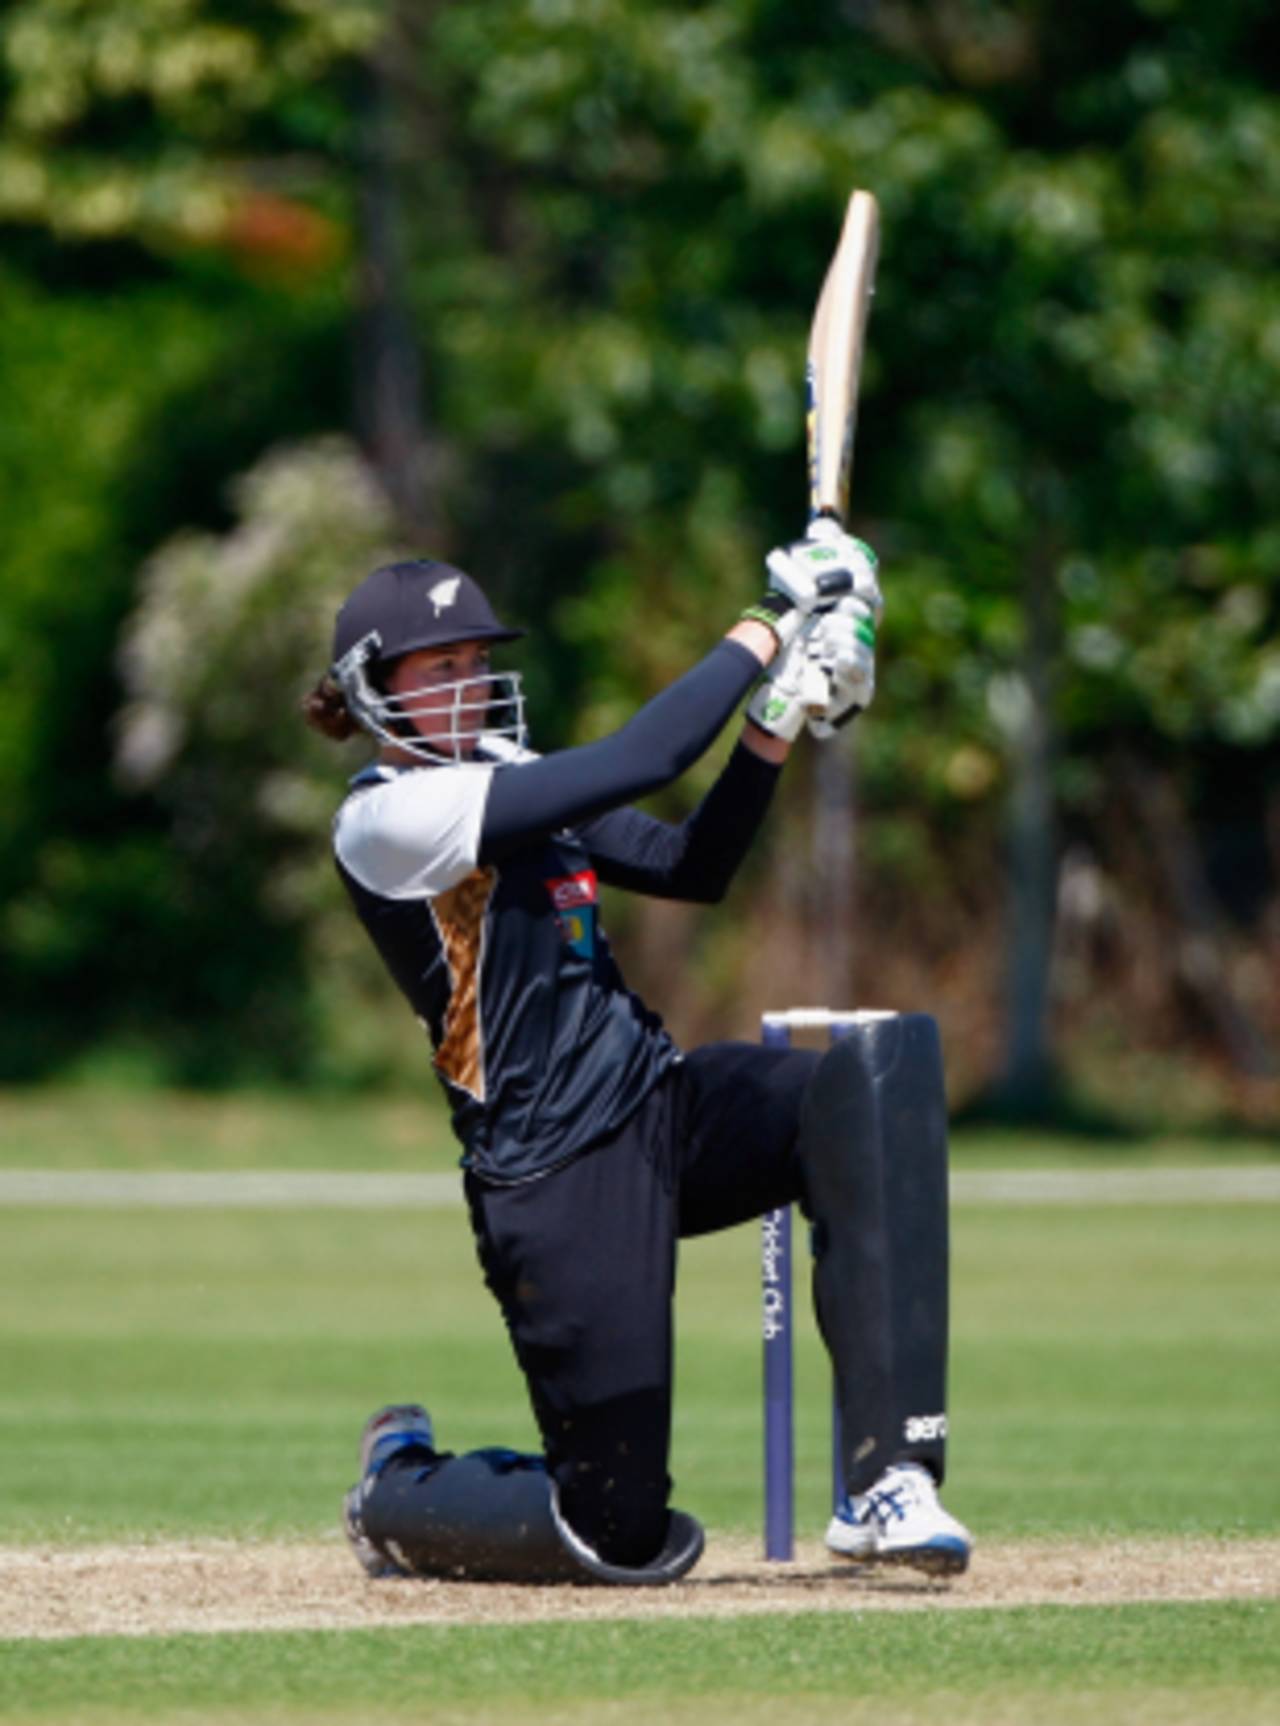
[{"x1": 2, "y1": 1535, "x2": 1278, "y2": 1641}]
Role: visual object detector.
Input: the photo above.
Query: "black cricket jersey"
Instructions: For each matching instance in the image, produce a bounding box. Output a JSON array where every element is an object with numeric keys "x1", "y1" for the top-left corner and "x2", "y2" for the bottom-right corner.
[{"x1": 332, "y1": 639, "x2": 780, "y2": 1182}]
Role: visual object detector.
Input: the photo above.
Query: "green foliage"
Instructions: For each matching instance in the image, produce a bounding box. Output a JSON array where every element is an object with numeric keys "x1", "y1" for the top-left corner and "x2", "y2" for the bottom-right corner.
[
  {"x1": 0, "y1": 0, "x2": 380, "y2": 243},
  {"x1": 117, "y1": 437, "x2": 391, "y2": 805},
  {"x1": 113, "y1": 435, "x2": 446, "y2": 1085},
  {"x1": 402, "y1": 0, "x2": 1280, "y2": 767},
  {"x1": 0, "y1": 0, "x2": 1277, "y2": 1086},
  {"x1": 0, "y1": 259, "x2": 351, "y2": 1079}
]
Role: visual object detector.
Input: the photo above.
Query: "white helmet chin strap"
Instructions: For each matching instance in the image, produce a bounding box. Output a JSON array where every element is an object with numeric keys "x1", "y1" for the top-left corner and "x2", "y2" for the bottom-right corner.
[{"x1": 332, "y1": 631, "x2": 528, "y2": 764}]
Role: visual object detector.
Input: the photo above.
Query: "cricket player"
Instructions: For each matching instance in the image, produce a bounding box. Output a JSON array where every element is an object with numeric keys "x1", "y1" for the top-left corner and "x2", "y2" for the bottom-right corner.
[{"x1": 305, "y1": 533, "x2": 972, "y2": 1584}]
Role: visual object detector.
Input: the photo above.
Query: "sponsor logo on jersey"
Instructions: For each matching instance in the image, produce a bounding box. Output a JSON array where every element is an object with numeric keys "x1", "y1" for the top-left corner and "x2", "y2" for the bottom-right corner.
[{"x1": 545, "y1": 869, "x2": 598, "y2": 959}]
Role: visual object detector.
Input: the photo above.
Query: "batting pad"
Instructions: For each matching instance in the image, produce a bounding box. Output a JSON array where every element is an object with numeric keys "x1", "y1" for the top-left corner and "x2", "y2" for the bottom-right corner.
[
  {"x1": 797, "y1": 1012, "x2": 951, "y2": 1496},
  {"x1": 360, "y1": 1447, "x2": 704, "y2": 1585}
]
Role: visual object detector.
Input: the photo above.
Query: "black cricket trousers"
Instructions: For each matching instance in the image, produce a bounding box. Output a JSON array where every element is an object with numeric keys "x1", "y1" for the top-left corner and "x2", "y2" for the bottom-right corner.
[{"x1": 465, "y1": 1039, "x2": 819, "y2": 1568}]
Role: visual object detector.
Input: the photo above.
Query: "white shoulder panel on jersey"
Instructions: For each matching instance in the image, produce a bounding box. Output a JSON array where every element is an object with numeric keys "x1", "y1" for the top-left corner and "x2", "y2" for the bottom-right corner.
[
  {"x1": 334, "y1": 765, "x2": 496, "y2": 901},
  {"x1": 477, "y1": 733, "x2": 541, "y2": 765}
]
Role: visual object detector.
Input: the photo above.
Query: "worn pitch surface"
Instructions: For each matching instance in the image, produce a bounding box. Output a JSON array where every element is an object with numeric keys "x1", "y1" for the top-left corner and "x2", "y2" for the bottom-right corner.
[{"x1": 3, "y1": 1537, "x2": 1277, "y2": 1640}]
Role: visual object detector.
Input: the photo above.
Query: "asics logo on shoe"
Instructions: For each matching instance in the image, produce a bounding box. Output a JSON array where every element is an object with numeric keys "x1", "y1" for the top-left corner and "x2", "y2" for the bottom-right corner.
[
  {"x1": 868, "y1": 1484, "x2": 911, "y2": 1526},
  {"x1": 826, "y1": 1462, "x2": 972, "y2": 1575}
]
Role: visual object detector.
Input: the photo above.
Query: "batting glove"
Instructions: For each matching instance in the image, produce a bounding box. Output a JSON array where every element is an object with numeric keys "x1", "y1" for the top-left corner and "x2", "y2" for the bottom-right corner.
[
  {"x1": 807, "y1": 596, "x2": 878, "y2": 737},
  {"x1": 741, "y1": 522, "x2": 880, "y2": 648},
  {"x1": 746, "y1": 618, "x2": 830, "y2": 742}
]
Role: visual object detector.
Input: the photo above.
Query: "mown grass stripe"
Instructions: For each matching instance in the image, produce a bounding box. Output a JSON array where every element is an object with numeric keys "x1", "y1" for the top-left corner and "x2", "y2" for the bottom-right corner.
[{"x1": 2, "y1": 1602, "x2": 1279, "y2": 1718}]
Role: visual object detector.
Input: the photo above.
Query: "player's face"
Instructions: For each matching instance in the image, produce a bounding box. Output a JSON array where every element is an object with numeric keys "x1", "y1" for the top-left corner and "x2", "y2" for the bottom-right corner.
[{"x1": 385, "y1": 640, "x2": 494, "y2": 758}]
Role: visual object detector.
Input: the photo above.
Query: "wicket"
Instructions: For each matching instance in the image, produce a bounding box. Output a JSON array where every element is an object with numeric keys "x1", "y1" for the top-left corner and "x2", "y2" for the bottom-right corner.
[{"x1": 761, "y1": 1007, "x2": 898, "y2": 1562}]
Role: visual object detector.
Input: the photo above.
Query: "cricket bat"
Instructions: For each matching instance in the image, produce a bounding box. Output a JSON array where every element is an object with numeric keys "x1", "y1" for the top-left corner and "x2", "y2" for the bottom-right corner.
[
  {"x1": 806, "y1": 189, "x2": 880, "y2": 529},
  {"x1": 792, "y1": 189, "x2": 880, "y2": 716}
]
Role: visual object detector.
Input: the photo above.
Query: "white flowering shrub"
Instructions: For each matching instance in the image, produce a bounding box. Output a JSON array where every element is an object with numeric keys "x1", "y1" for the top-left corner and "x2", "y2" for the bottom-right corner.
[{"x1": 115, "y1": 435, "x2": 439, "y2": 1083}]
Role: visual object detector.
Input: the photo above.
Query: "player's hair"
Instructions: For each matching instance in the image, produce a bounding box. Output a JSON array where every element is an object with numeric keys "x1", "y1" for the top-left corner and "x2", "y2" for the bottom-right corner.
[{"x1": 302, "y1": 674, "x2": 360, "y2": 741}]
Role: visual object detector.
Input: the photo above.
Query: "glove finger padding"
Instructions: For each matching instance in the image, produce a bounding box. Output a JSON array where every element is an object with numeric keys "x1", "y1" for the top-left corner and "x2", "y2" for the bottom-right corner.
[
  {"x1": 812, "y1": 597, "x2": 877, "y2": 676},
  {"x1": 746, "y1": 618, "x2": 828, "y2": 741},
  {"x1": 806, "y1": 654, "x2": 875, "y2": 736},
  {"x1": 806, "y1": 678, "x2": 870, "y2": 739},
  {"x1": 806, "y1": 596, "x2": 877, "y2": 737}
]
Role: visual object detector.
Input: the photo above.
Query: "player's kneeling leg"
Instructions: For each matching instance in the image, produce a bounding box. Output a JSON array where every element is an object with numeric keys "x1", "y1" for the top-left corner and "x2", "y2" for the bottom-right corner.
[{"x1": 345, "y1": 1415, "x2": 703, "y2": 1586}]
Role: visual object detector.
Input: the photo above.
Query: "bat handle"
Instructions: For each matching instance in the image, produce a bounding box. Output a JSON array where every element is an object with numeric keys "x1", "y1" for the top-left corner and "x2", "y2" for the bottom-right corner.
[{"x1": 807, "y1": 511, "x2": 847, "y2": 536}]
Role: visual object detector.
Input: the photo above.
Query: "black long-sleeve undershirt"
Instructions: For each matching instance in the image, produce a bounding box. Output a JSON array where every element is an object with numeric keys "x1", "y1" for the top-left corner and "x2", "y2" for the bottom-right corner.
[
  {"x1": 577, "y1": 742, "x2": 781, "y2": 903},
  {"x1": 479, "y1": 639, "x2": 764, "y2": 860}
]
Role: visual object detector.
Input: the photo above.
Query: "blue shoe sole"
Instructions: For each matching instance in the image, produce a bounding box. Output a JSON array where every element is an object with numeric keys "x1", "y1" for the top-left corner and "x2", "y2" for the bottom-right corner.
[{"x1": 877, "y1": 1536, "x2": 971, "y2": 1577}]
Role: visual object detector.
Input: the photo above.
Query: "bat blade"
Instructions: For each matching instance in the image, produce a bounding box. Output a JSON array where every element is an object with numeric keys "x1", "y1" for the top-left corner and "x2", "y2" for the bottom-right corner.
[{"x1": 806, "y1": 190, "x2": 880, "y2": 528}]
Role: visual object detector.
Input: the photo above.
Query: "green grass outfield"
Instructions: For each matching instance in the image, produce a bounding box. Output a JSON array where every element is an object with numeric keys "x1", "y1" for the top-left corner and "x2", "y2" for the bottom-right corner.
[
  {"x1": 5, "y1": 1605, "x2": 1280, "y2": 1726},
  {"x1": 2, "y1": 1081, "x2": 1278, "y2": 1172},
  {"x1": 1, "y1": 1086, "x2": 1277, "y2": 1722}
]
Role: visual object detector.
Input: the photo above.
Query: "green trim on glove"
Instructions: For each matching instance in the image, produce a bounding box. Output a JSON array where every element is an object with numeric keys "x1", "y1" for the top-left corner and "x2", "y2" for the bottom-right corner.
[
  {"x1": 740, "y1": 592, "x2": 805, "y2": 649},
  {"x1": 739, "y1": 603, "x2": 788, "y2": 635}
]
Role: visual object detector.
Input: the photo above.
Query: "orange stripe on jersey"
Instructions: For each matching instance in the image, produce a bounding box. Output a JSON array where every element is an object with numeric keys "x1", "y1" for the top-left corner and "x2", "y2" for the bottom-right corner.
[{"x1": 430, "y1": 867, "x2": 497, "y2": 1102}]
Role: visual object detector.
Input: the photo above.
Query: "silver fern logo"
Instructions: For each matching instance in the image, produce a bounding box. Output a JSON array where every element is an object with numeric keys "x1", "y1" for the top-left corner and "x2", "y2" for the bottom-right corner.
[{"x1": 427, "y1": 577, "x2": 461, "y2": 615}]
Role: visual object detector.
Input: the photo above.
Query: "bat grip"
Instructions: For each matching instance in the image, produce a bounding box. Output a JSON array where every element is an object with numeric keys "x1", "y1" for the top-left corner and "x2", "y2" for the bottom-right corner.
[
  {"x1": 815, "y1": 570, "x2": 853, "y2": 599},
  {"x1": 808, "y1": 511, "x2": 848, "y2": 536}
]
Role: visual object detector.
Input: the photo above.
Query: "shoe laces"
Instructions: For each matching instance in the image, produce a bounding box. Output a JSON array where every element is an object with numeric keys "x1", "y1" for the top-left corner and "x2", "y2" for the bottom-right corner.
[{"x1": 865, "y1": 1465, "x2": 933, "y2": 1527}]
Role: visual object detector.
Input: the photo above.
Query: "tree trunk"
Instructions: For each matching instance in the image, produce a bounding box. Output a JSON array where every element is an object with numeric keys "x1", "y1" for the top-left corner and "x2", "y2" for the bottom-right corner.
[
  {"x1": 998, "y1": 542, "x2": 1059, "y2": 1111},
  {"x1": 1120, "y1": 758, "x2": 1276, "y2": 1079},
  {"x1": 810, "y1": 729, "x2": 859, "y2": 1011},
  {"x1": 352, "y1": 23, "x2": 436, "y2": 543}
]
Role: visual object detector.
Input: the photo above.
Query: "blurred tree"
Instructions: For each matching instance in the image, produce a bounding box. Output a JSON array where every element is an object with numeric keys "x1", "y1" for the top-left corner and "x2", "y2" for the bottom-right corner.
[
  {"x1": 0, "y1": 0, "x2": 370, "y2": 1076},
  {"x1": 0, "y1": 0, "x2": 378, "y2": 247},
  {"x1": 0, "y1": 263, "x2": 350, "y2": 1078},
  {"x1": 1, "y1": 0, "x2": 1276, "y2": 1109},
  {"x1": 392, "y1": 0, "x2": 1280, "y2": 1103},
  {"x1": 114, "y1": 437, "x2": 440, "y2": 1083}
]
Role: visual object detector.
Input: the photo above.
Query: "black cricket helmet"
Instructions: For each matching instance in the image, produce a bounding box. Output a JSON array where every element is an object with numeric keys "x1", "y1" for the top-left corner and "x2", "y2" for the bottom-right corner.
[{"x1": 331, "y1": 559, "x2": 526, "y2": 762}]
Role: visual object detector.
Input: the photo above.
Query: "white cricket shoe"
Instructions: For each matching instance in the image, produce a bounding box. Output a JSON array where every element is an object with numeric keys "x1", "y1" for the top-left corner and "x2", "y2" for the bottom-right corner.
[{"x1": 826, "y1": 1462, "x2": 972, "y2": 1575}]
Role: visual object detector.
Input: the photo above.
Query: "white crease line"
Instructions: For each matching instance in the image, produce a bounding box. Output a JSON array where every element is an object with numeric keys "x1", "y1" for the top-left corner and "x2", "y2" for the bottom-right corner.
[
  {"x1": 0, "y1": 1171, "x2": 462, "y2": 1208},
  {"x1": 951, "y1": 1167, "x2": 1280, "y2": 1205},
  {"x1": 0, "y1": 1167, "x2": 1278, "y2": 1209}
]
